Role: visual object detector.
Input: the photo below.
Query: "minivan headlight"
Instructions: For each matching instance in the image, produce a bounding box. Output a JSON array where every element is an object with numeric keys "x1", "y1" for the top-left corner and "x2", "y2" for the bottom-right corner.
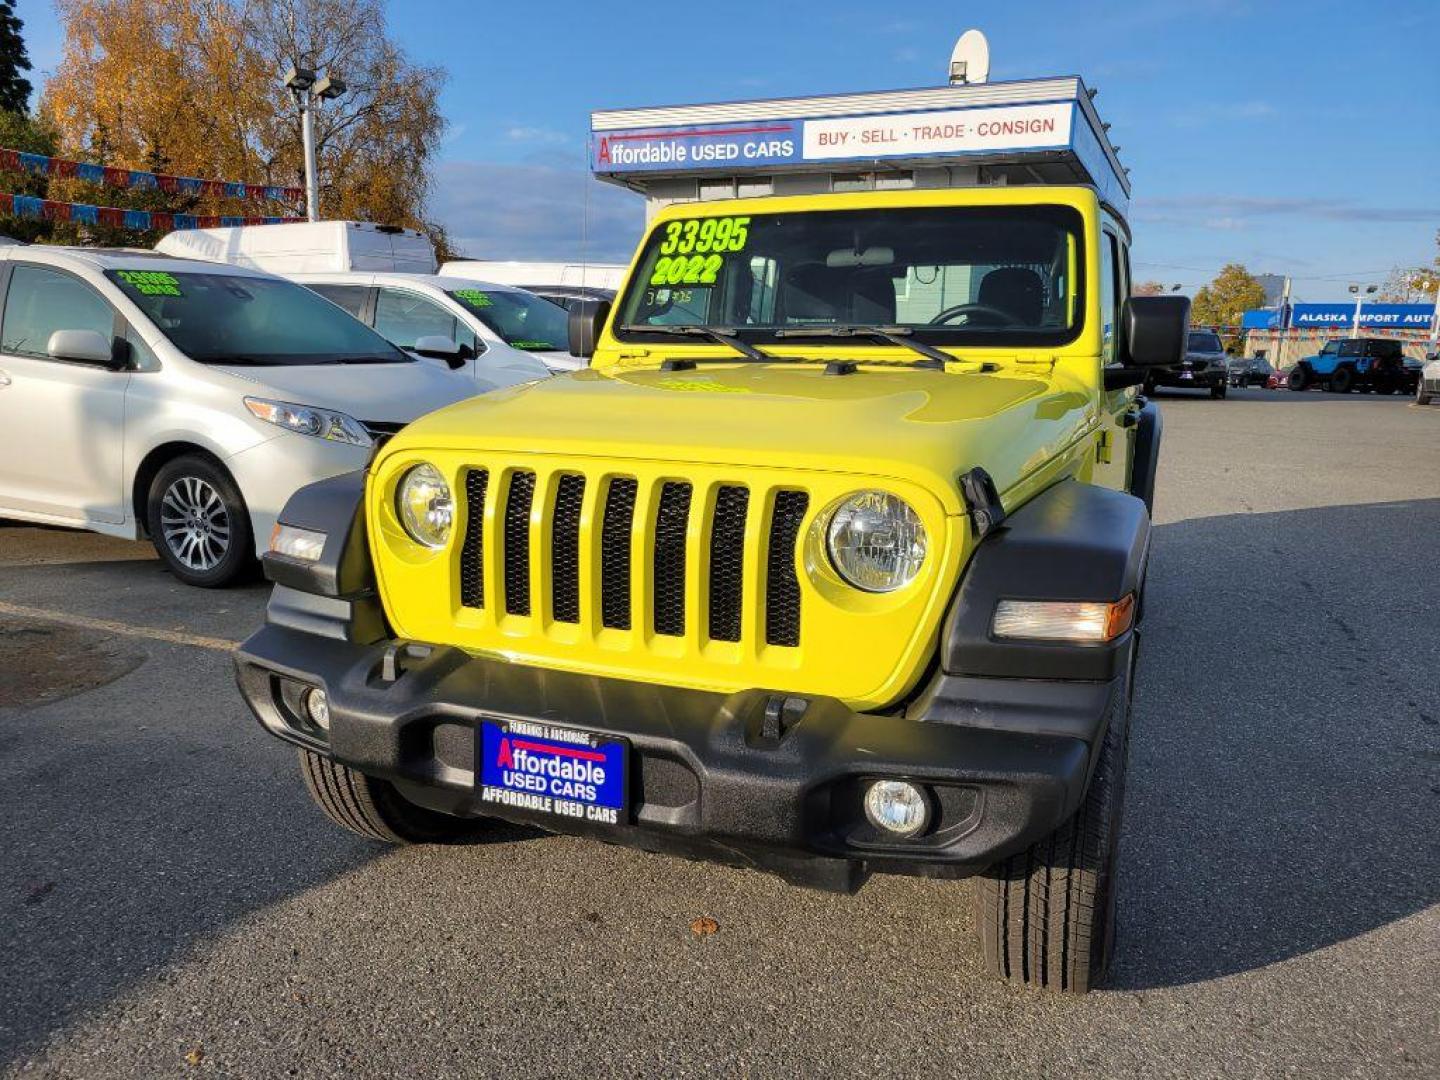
[
  {"x1": 244, "y1": 397, "x2": 371, "y2": 447},
  {"x1": 396, "y1": 463, "x2": 453, "y2": 548},
  {"x1": 825, "y1": 491, "x2": 927, "y2": 592}
]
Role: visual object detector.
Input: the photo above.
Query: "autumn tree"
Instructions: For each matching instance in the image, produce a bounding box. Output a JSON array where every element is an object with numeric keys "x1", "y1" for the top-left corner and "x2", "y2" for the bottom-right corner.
[
  {"x1": 0, "y1": 0, "x2": 31, "y2": 113},
  {"x1": 33, "y1": 0, "x2": 447, "y2": 247},
  {"x1": 1190, "y1": 264, "x2": 1266, "y2": 329},
  {"x1": 1133, "y1": 280, "x2": 1167, "y2": 296},
  {"x1": 1377, "y1": 230, "x2": 1440, "y2": 302}
]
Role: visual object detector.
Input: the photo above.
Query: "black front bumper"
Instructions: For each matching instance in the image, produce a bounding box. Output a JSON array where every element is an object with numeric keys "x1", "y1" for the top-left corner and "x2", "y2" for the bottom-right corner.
[{"x1": 236, "y1": 606, "x2": 1126, "y2": 893}]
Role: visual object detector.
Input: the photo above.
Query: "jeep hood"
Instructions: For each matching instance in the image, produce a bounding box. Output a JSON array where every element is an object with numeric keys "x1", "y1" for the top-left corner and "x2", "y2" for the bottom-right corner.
[{"x1": 385, "y1": 364, "x2": 1098, "y2": 515}]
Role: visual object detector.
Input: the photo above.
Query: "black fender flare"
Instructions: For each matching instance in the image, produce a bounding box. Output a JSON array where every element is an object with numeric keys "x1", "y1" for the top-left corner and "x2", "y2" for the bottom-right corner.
[
  {"x1": 1129, "y1": 398, "x2": 1162, "y2": 516},
  {"x1": 942, "y1": 479, "x2": 1150, "y2": 682}
]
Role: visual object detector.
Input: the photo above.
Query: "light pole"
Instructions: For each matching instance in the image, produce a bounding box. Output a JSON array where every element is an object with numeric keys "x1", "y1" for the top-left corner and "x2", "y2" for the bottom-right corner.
[
  {"x1": 1348, "y1": 283, "x2": 1377, "y2": 339},
  {"x1": 1413, "y1": 274, "x2": 1440, "y2": 350},
  {"x1": 284, "y1": 65, "x2": 346, "y2": 222}
]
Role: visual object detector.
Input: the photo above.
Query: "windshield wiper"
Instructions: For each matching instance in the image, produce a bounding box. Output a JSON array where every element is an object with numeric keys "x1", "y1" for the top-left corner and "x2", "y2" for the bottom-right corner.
[
  {"x1": 773, "y1": 325, "x2": 950, "y2": 369},
  {"x1": 619, "y1": 324, "x2": 774, "y2": 362}
]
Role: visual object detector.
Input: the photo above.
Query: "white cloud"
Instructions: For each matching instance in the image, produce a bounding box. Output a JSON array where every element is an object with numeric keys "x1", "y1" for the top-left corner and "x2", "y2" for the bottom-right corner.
[
  {"x1": 429, "y1": 161, "x2": 644, "y2": 262},
  {"x1": 505, "y1": 126, "x2": 574, "y2": 146}
]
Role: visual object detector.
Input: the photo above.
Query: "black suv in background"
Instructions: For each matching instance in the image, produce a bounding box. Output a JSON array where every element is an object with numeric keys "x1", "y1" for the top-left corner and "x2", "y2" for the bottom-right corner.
[
  {"x1": 1146, "y1": 329, "x2": 1229, "y2": 399},
  {"x1": 1228, "y1": 356, "x2": 1275, "y2": 388}
]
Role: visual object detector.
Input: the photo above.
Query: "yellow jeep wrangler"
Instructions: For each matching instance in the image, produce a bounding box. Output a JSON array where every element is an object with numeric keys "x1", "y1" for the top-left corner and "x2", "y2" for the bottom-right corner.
[{"x1": 237, "y1": 76, "x2": 1188, "y2": 993}]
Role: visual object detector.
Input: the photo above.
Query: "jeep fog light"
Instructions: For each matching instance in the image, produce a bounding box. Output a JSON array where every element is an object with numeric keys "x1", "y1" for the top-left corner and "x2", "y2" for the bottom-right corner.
[
  {"x1": 991, "y1": 595, "x2": 1135, "y2": 643},
  {"x1": 864, "y1": 780, "x2": 929, "y2": 837},
  {"x1": 269, "y1": 523, "x2": 326, "y2": 562},
  {"x1": 303, "y1": 687, "x2": 330, "y2": 731}
]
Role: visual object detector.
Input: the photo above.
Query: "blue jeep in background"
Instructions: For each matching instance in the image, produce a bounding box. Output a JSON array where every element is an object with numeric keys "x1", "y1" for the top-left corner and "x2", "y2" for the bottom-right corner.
[{"x1": 1287, "y1": 338, "x2": 1413, "y2": 394}]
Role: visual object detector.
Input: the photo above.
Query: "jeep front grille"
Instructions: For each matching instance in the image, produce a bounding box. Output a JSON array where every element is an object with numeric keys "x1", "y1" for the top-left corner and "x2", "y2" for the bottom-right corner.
[{"x1": 458, "y1": 467, "x2": 808, "y2": 647}]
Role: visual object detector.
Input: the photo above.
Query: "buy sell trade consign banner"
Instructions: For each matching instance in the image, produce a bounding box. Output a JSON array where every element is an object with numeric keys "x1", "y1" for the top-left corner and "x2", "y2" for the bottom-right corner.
[{"x1": 592, "y1": 101, "x2": 1074, "y2": 172}]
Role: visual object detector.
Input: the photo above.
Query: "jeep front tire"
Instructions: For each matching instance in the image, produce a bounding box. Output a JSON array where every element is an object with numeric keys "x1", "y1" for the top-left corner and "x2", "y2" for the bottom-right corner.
[
  {"x1": 299, "y1": 749, "x2": 493, "y2": 844},
  {"x1": 974, "y1": 680, "x2": 1131, "y2": 993}
]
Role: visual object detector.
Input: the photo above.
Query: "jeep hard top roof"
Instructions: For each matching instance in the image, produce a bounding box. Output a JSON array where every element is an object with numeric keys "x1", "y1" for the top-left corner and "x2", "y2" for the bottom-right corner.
[{"x1": 591, "y1": 75, "x2": 1128, "y2": 218}]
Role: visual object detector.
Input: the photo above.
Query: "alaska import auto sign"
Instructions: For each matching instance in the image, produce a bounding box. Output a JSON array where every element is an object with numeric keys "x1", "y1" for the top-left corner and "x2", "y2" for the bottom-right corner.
[
  {"x1": 1289, "y1": 303, "x2": 1436, "y2": 329},
  {"x1": 592, "y1": 102, "x2": 1073, "y2": 173}
]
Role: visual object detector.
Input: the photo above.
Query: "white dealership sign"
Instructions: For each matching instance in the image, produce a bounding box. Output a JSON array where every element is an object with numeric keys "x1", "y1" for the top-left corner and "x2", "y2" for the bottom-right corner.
[{"x1": 802, "y1": 102, "x2": 1073, "y2": 161}]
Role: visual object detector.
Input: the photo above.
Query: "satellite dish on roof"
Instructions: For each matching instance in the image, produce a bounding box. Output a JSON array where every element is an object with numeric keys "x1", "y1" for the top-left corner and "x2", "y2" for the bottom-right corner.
[{"x1": 949, "y1": 30, "x2": 990, "y2": 86}]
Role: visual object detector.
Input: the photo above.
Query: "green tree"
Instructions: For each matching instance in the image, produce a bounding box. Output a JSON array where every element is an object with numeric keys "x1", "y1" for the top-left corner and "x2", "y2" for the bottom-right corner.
[
  {"x1": 1190, "y1": 264, "x2": 1266, "y2": 354},
  {"x1": 0, "y1": 0, "x2": 32, "y2": 114}
]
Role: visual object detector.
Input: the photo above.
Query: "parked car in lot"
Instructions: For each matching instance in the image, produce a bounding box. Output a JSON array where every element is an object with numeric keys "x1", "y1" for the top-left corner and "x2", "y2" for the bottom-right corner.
[
  {"x1": 158, "y1": 225, "x2": 574, "y2": 377},
  {"x1": 1145, "y1": 329, "x2": 1228, "y2": 398},
  {"x1": 526, "y1": 284, "x2": 617, "y2": 313},
  {"x1": 1418, "y1": 352, "x2": 1440, "y2": 405},
  {"x1": 1287, "y1": 337, "x2": 1411, "y2": 394},
  {"x1": 1228, "y1": 356, "x2": 1275, "y2": 388},
  {"x1": 0, "y1": 246, "x2": 480, "y2": 587},
  {"x1": 1267, "y1": 368, "x2": 1291, "y2": 390},
  {"x1": 288, "y1": 273, "x2": 578, "y2": 376}
]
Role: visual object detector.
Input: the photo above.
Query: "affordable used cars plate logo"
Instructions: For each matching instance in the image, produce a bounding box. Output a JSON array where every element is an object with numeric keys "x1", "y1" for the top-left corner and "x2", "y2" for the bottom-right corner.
[{"x1": 478, "y1": 719, "x2": 626, "y2": 825}]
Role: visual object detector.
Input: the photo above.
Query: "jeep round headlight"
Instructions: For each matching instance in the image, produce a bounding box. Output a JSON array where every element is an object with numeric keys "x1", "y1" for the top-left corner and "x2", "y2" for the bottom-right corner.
[
  {"x1": 396, "y1": 463, "x2": 453, "y2": 548},
  {"x1": 826, "y1": 490, "x2": 926, "y2": 592}
]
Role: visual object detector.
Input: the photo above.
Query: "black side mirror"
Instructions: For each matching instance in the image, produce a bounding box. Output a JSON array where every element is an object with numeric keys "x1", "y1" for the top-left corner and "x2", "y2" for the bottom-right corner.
[
  {"x1": 568, "y1": 298, "x2": 611, "y2": 359},
  {"x1": 1120, "y1": 295, "x2": 1191, "y2": 368}
]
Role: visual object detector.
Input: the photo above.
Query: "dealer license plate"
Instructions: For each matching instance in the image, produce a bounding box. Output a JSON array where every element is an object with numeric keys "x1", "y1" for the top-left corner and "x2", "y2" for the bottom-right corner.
[{"x1": 477, "y1": 718, "x2": 627, "y2": 826}]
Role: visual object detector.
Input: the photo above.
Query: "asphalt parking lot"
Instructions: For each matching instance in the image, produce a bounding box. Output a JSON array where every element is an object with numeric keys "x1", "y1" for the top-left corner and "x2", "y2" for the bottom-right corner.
[{"x1": 2, "y1": 389, "x2": 1437, "y2": 1079}]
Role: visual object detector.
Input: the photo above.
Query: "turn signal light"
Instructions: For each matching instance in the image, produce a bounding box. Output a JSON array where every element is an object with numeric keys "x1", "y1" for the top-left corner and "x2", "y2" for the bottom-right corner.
[
  {"x1": 269, "y1": 523, "x2": 326, "y2": 562},
  {"x1": 991, "y1": 594, "x2": 1135, "y2": 643}
]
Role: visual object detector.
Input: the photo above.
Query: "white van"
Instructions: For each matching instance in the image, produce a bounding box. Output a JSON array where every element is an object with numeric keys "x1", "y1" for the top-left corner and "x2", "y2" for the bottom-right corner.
[
  {"x1": 158, "y1": 220, "x2": 438, "y2": 274},
  {"x1": 159, "y1": 226, "x2": 575, "y2": 377},
  {"x1": 439, "y1": 259, "x2": 627, "y2": 291},
  {"x1": 0, "y1": 246, "x2": 480, "y2": 586},
  {"x1": 285, "y1": 272, "x2": 580, "y2": 376}
]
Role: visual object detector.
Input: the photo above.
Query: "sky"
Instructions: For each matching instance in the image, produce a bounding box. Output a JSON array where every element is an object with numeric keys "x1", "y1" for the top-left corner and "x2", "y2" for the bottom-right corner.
[{"x1": 13, "y1": 0, "x2": 1440, "y2": 301}]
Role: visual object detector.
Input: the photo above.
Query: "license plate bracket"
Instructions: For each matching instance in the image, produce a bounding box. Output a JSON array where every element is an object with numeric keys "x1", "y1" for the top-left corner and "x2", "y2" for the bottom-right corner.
[{"x1": 476, "y1": 717, "x2": 628, "y2": 826}]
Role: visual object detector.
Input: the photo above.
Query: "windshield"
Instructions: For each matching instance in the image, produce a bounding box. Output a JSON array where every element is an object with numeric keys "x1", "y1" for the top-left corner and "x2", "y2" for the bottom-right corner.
[
  {"x1": 107, "y1": 270, "x2": 409, "y2": 366},
  {"x1": 449, "y1": 288, "x2": 569, "y2": 352},
  {"x1": 615, "y1": 204, "x2": 1084, "y2": 348},
  {"x1": 1187, "y1": 332, "x2": 1223, "y2": 353}
]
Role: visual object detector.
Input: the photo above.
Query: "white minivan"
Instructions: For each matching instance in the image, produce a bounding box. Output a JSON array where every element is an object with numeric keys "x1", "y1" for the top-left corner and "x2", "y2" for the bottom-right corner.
[
  {"x1": 0, "y1": 245, "x2": 481, "y2": 586},
  {"x1": 157, "y1": 223, "x2": 579, "y2": 376},
  {"x1": 285, "y1": 272, "x2": 582, "y2": 376}
]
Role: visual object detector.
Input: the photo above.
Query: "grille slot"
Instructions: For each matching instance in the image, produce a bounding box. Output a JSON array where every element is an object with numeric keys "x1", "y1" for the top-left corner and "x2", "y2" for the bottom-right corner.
[
  {"x1": 708, "y1": 486, "x2": 749, "y2": 642},
  {"x1": 459, "y1": 469, "x2": 489, "y2": 608},
  {"x1": 550, "y1": 474, "x2": 586, "y2": 624},
  {"x1": 765, "y1": 490, "x2": 809, "y2": 647},
  {"x1": 652, "y1": 482, "x2": 692, "y2": 637},
  {"x1": 503, "y1": 471, "x2": 536, "y2": 616},
  {"x1": 600, "y1": 477, "x2": 638, "y2": 630}
]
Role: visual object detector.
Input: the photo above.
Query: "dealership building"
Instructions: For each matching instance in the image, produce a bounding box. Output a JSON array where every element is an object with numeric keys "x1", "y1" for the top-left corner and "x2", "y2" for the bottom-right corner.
[{"x1": 1241, "y1": 302, "x2": 1437, "y2": 368}]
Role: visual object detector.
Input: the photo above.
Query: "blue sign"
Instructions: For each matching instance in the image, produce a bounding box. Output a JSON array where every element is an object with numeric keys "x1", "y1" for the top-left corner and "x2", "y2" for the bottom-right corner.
[
  {"x1": 478, "y1": 718, "x2": 626, "y2": 826},
  {"x1": 1288, "y1": 303, "x2": 1435, "y2": 330}
]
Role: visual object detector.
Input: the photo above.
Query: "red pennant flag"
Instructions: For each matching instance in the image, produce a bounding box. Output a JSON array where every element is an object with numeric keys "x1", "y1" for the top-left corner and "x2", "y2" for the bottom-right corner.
[
  {"x1": 0, "y1": 149, "x2": 18, "y2": 171},
  {"x1": 151, "y1": 212, "x2": 174, "y2": 232},
  {"x1": 157, "y1": 174, "x2": 179, "y2": 194},
  {"x1": 53, "y1": 158, "x2": 78, "y2": 179},
  {"x1": 98, "y1": 205, "x2": 126, "y2": 227},
  {"x1": 41, "y1": 200, "x2": 69, "y2": 221},
  {"x1": 103, "y1": 166, "x2": 129, "y2": 188}
]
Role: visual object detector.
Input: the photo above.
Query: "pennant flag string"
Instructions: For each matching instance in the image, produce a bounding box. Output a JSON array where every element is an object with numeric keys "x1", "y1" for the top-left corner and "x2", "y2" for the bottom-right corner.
[
  {"x1": 0, "y1": 148, "x2": 304, "y2": 205},
  {"x1": 0, "y1": 192, "x2": 303, "y2": 230}
]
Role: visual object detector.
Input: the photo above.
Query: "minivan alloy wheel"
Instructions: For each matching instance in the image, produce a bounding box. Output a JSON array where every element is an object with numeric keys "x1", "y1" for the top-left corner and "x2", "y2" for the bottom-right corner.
[{"x1": 160, "y1": 476, "x2": 231, "y2": 571}]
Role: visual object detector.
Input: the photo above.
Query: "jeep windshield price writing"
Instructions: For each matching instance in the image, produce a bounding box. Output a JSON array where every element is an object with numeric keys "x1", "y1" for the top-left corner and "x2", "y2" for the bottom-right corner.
[{"x1": 649, "y1": 215, "x2": 749, "y2": 286}]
